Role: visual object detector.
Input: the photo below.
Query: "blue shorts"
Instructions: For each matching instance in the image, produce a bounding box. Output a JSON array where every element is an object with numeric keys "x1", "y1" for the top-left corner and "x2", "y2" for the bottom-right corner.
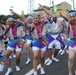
[
  {"x1": 26, "y1": 35, "x2": 32, "y2": 40},
  {"x1": 32, "y1": 39, "x2": 47, "y2": 48}
]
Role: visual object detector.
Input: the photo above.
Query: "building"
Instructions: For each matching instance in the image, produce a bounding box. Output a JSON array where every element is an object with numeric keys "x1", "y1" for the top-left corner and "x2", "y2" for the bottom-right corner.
[{"x1": 33, "y1": 2, "x2": 72, "y2": 17}]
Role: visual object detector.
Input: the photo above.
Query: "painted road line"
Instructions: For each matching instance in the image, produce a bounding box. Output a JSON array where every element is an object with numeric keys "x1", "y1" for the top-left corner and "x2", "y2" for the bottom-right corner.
[{"x1": 25, "y1": 58, "x2": 49, "y2": 75}]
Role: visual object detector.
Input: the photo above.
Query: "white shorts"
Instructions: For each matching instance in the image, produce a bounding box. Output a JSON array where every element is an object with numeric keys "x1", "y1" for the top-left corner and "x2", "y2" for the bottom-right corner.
[
  {"x1": 7, "y1": 46, "x2": 22, "y2": 52},
  {"x1": 32, "y1": 46, "x2": 46, "y2": 51},
  {"x1": 69, "y1": 46, "x2": 76, "y2": 51},
  {"x1": 26, "y1": 39, "x2": 32, "y2": 45},
  {"x1": 48, "y1": 39, "x2": 61, "y2": 49}
]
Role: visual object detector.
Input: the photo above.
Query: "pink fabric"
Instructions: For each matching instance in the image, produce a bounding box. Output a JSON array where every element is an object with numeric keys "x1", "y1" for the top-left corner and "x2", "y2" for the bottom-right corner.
[
  {"x1": 35, "y1": 24, "x2": 43, "y2": 38},
  {"x1": 42, "y1": 17, "x2": 47, "y2": 23},
  {"x1": 71, "y1": 23, "x2": 76, "y2": 38},
  {"x1": 11, "y1": 26, "x2": 17, "y2": 39}
]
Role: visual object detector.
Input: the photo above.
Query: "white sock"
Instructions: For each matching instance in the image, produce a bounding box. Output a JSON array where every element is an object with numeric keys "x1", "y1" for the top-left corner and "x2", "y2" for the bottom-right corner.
[
  {"x1": 34, "y1": 71, "x2": 37, "y2": 75},
  {"x1": 46, "y1": 60, "x2": 52, "y2": 65},
  {"x1": 5, "y1": 67, "x2": 12, "y2": 75},
  {"x1": 16, "y1": 66, "x2": 20, "y2": 71},
  {"x1": 40, "y1": 67, "x2": 45, "y2": 74},
  {"x1": 25, "y1": 58, "x2": 31, "y2": 64}
]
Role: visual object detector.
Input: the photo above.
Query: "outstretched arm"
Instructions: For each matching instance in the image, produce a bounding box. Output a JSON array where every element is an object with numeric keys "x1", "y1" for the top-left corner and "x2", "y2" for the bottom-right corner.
[
  {"x1": 0, "y1": 23, "x2": 5, "y2": 30},
  {"x1": 10, "y1": 9, "x2": 25, "y2": 21},
  {"x1": 39, "y1": 4, "x2": 52, "y2": 17},
  {"x1": 10, "y1": 9, "x2": 29, "y2": 29}
]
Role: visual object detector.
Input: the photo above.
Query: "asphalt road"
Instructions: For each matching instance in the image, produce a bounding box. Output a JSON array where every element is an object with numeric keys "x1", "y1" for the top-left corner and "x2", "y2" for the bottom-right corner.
[{"x1": 3, "y1": 48, "x2": 76, "y2": 75}]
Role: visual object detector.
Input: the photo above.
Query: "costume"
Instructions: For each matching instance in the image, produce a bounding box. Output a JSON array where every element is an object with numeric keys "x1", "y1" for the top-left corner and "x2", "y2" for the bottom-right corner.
[
  {"x1": 30, "y1": 18, "x2": 48, "y2": 51},
  {"x1": 68, "y1": 22, "x2": 76, "y2": 50},
  {"x1": 46, "y1": 19, "x2": 61, "y2": 50},
  {"x1": 0, "y1": 25, "x2": 7, "y2": 72},
  {"x1": 4, "y1": 23, "x2": 25, "y2": 52}
]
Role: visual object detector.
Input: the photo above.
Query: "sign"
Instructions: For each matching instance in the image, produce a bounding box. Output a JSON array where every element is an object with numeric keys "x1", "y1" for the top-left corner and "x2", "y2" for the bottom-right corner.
[{"x1": 53, "y1": 5, "x2": 57, "y2": 13}]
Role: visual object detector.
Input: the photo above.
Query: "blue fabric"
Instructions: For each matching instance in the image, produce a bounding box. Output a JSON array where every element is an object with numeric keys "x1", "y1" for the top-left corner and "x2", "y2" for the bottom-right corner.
[
  {"x1": 27, "y1": 35, "x2": 33, "y2": 40},
  {"x1": 16, "y1": 23, "x2": 23, "y2": 28},
  {"x1": 0, "y1": 55, "x2": 7, "y2": 65},
  {"x1": 0, "y1": 50, "x2": 3, "y2": 57},
  {"x1": 68, "y1": 12, "x2": 76, "y2": 16},
  {"x1": 0, "y1": 55, "x2": 6, "y2": 61},
  {"x1": 56, "y1": 34, "x2": 65, "y2": 50},
  {"x1": 64, "y1": 24, "x2": 67, "y2": 29},
  {"x1": 67, "y1": 39, "x2": 76, "y2": 47},
  {"x1": 8, "y1": 38, "x2": 20, "y2": 48},
  {"x1": 46, "y1": 33, "x2": 65, "y2": 50},
  {"x1": 0, "y1": 36, "x2": 3, "y2": 40},
  {"x1": 46, "y1": 34, "x2": 54, "y2": 44},
  {"x1": 68, "y1": 40, "x2": 74, "y2": 46},
  {"x1": 32, "y1": 38, "x2": 47, "y2": 48},
  {"x1": 32, "y1": 40, "x2": 40, "y2": 48},
  {"x1": 68, "y1": 39, "x2": 76, "y2": 47}
]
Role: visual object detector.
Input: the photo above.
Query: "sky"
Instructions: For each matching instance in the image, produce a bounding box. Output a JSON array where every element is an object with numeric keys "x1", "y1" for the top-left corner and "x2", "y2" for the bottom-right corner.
[{"x1": 0, "y1": 0, "x2": 75, "y2": 15}]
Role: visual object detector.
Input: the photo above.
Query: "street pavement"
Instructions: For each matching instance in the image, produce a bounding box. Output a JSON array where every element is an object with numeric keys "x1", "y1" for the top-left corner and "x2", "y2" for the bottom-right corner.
[{"x1": 3, "y1": 48, "x2": 76, "y2": 75}]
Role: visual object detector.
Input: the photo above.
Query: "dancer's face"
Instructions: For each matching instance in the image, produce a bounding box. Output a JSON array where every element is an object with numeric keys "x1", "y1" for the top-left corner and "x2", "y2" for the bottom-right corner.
[
  {"x1": 8, "y1": 21, "x2": 15, "y2": 27},
  {"x1": 52, "y1": 17, "x2": 57, "y2": 22},
  {"x1": 69, "y1": 16, "x2": 76, "y2": 22},
  {"x1": 33, "y1": 17, "x2": 41, "y2": 24},
  {"x1": 27, "y1": 19, "x2": 33, "y2": 24}
]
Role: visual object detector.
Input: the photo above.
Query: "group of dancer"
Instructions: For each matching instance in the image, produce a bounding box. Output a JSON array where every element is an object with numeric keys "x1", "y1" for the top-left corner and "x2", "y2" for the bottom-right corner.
[{"x1": 0, "y1": 4, "x2": 76, "y2": 75}]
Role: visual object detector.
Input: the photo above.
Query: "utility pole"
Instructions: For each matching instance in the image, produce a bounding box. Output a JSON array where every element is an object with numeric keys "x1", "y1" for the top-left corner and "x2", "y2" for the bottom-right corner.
[
  {"x1": 27, "y1": 0, "x2": 35, "y2": 15},
  {"x1": 71, "y1": 0, "x2": 75, "y2": 10},
  {"x1": 52, "y1": 0, "x2": 54, "y2": 13},
  {"x1": 52, "y1": 0, "x2": 54, "y2": 6},
  {"x1": 50, "y1": 0, "x2": 51, "y2": 7}
]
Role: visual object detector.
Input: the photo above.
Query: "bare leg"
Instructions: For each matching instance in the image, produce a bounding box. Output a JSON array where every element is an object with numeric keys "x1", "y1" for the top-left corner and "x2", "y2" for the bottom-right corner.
[
  {"x1": 68, "y1": 49, "x2": 75, "y2": 75},
  {"x1": 33, "y1": 50, "x2": 38, "y2": 72},
  {"x1": 5, "y1": 50, "x2": 12, "y2": 68},
  {"x1": 48, "y1": 49, "x2": 52, "y2": 59},
  {"x1": 26, "y1": 44, "x2": 31, "y2": 59},
  {"x1": 16, "y1": 52, "x2": 21, "y2": 71},
  {"x1": 40, "y1": 50, "x2": 45, "y2": 74},
  {"x1": 40, "y1": 50, "x2": 45, "y2": 67},
  {"x1": 53, "y1": 49, "x2": 59, "y2": 57},
  {"x1": 16, "y1": 52, "x2": 21, "y2": 66},
  {"x1": 5, "y1": 50, "x2": 12, "y2": 75}
]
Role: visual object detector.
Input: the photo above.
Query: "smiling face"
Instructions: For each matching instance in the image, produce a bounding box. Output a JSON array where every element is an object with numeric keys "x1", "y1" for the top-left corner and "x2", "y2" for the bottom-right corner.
[
  {"x1": 33, "y1": 15, "x2": 41, "y2": 24},
  {"x1": 7, "y1": 17, "x2": 16, "y2": 27},
  {"x1": 69, "y1": 16, "x2": 76, "y2": 22},
  {"x1": 7, "y1": 21, "x2": 15, "y2": 27}
]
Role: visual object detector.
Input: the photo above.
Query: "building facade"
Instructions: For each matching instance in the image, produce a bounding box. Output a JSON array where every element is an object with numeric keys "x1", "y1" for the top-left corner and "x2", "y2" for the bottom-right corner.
[{"x1": 33, "y1": 2, "x2": 72, "y2": 17}]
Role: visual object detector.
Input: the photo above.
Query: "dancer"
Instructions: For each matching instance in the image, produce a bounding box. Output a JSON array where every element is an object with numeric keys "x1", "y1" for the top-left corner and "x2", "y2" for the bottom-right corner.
[{"x1": 0, "y1": 23, "x2": 7, "y2": 75}]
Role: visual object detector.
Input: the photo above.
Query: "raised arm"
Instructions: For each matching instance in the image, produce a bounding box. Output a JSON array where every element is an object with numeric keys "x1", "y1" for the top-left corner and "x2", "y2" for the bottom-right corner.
[
  {"x1": 10, "y1": 9, "x2": 25, "y2": 21},
  {"x1": 0, "y1": 23, "x2": 5, "y2": 30},
  {"x1": 59, "y1": 12, "x2": 68, "y2": 22},
  {"x1": 39, "y1": 4, "x2": 52, "y2": 17}
]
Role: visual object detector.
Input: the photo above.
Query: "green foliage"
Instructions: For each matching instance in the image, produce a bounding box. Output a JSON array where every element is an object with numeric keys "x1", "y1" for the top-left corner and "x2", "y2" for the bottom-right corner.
[{"x1": 0, "y1": 14, "x2": 29, "y2": 24}]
